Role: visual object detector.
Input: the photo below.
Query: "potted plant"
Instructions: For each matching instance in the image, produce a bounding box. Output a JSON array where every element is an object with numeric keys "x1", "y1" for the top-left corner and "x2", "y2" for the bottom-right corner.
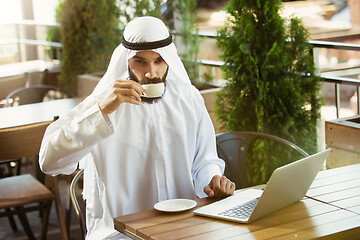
[
  {"x1": 58, "y1": 0, "x2": 120, "y2": 95},
  {"x1": 215, "y1": 0, "x2": 323, "y2": 185}
]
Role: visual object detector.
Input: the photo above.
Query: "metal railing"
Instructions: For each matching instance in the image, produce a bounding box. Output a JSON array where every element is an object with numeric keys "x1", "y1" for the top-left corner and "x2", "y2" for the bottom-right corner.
[
  {"x1": 1, "y1": 22, "x2": 360, "y2": 117},
  {"x1": 0, "y1": 38, "x2": 62, "y2": 60},
  {"x1": 190, "y1": 32, "x2": 360, "y2": 118},
  {"x1": 0, "y1": 21, "x2": 61, "y2": 61}
]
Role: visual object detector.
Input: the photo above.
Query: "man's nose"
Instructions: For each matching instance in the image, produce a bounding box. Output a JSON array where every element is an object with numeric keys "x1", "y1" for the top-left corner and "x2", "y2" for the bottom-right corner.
[{"x1": 145, "y1": 64, "x2": 157, "y2": 79}]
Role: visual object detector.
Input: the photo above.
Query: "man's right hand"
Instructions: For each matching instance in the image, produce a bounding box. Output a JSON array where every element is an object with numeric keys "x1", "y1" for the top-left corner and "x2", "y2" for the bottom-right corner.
[{"x1": 98, "y1": 80, "x2": 144, "y2": 116}]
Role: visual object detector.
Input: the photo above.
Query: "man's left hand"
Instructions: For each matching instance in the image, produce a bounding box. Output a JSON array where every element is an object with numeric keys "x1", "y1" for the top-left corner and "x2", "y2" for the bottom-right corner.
[{"x1": 204, "y1": 175, "x2": 235, "y2": 198}]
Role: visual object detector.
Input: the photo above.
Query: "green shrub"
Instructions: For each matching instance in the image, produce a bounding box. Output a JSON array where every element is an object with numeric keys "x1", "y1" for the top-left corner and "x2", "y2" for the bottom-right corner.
[
  {"x1": 117, "y1": 0, "x2": 163, "y2": 29},
  {"x1": 172, "y1": 0, "x2": 201, "y2": 85},
  {"x1": 45, "y1": 1, "x2": 62, "y2": 60},
  {"x1": 58, "y1": 0, "x2": 120, "y2": 95},
  {"x1": 215, "y1": 0, "x2": 323, "y2": 185}
]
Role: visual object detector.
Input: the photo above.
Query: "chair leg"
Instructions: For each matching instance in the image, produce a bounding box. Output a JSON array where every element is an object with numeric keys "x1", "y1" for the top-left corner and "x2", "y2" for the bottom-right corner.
[
  {"x1": 5, "y1": 208, "x2": 18, "y2": 231},
  {"x1": 41, "y1": 200, "x2": 53, "y2": 240},
  {"x1": 65, "y1": 192, "x2": 72, "y2": 238},
  {"x1": 15, "y1": 206, "x2": 36, "y2": 240},
  {"x1": 0, "y1": 166, "x2": 5, "y2": 178},
  {"x1": 38, "y1": 202, "x2": 45, "y2": 218},
  {"x1": 46, "y1": 175, "x2": 69, "y2": 240},
  {"x1": 5, "y1": 163, "x2": 13, "y2": 176},
  {"x1": 15, "y1": 158, "x2": 22, "y2": 175}
]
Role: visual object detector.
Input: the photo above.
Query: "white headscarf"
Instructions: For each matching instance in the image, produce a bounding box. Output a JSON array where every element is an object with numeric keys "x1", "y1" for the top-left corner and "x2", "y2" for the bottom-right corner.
[{"x1": 92, "y1": 16, "x2": 191, "y2": 97}]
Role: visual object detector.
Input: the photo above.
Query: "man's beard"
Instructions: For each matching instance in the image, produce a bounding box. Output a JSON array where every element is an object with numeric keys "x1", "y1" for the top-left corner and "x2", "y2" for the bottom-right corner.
[{"x1": 128, "y1": 67, "x2": 168, "y2": 104}]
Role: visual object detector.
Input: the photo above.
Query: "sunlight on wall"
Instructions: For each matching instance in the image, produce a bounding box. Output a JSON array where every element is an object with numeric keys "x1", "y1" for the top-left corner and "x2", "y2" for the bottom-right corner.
[
  {"x1": 0, "y1": 0, "x2": 58, "y2": 24},
  {"x1": 0, "y1": 0, "x2": 21, "y2": 24}
]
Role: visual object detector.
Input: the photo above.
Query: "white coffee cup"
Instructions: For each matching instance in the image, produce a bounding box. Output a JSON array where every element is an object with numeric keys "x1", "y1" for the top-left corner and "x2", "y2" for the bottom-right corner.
[{"x1": 142, "y1": 83, "x2": 165, "y2": 98}]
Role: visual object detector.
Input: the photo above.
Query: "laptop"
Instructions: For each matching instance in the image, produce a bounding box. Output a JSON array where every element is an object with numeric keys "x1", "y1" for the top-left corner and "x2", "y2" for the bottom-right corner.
[{"x1": 193, "y1": 149, "x2": 331, "y2": 223}]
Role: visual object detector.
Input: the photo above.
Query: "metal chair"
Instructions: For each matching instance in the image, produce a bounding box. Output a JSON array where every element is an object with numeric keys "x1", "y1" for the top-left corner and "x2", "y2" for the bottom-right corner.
[
  {"x1": 69, "y1": 170, "x2": 129, "y2": 240},
  {"x1": 70, "y1": 168, "x2": 86, "y2": 240},
  {"x1": 5, "y1": 84, "x2": 68, "y2": 107},
  {"x1": 216, "y1": 131, "x2": 309, "y2": 189},
  {"x1": 0, "y1": 74, "x2": 26, "y2": 106}
]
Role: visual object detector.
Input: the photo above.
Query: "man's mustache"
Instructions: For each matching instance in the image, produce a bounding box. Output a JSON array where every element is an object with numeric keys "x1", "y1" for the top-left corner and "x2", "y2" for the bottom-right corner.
[
  {"x1": 140, "y1": 77, "x2": 163, "y2": 84},
  {"x1": 128, "y1": 66, "x2": 168, "y2": 85}
]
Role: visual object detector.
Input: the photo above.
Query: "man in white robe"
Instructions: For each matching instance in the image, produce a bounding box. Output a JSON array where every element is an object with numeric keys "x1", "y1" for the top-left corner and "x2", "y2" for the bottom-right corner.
[{"x1": 39, "y1": 16, "x2": 235, "y2": 239}]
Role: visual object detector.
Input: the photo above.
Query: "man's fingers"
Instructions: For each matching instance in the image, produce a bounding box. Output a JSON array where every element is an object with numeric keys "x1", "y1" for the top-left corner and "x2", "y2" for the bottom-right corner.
[
  {"x1": 229, "y1": 182, "x2": 236, "y2": 195},
  {"x1": 203, "y1": 185, "x2": 214, "y2": 198},
  {"x1": 211, "y1": 175, "x2": 221, "y2": 196},
  {"x1": 122, "y1": 95, "x2": 141, "y2": 105},
  {"x1": 98, "y1": 80, "x2": 144, "y2": 116},
  {"x1": 115, "y1": 88, "x2": 142, "y2": 102},
  {"x1": 206, "y1": 175, "x2": 236, "y2": 198},
  {"x1": 221, "y1": 176, "x2": 234, "y2": 196},
  {"x1": 114, "y1": 80, "x2": 144, "y2": 96},
  {"x1": 220, "y1": 176, "x2": 229, "y2": 194}
]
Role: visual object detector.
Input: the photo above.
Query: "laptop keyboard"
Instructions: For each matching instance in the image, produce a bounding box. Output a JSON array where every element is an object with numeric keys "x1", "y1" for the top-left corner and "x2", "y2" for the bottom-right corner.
[{"x1": 219, "y1": 197, "x2": 260, "y2": 219}]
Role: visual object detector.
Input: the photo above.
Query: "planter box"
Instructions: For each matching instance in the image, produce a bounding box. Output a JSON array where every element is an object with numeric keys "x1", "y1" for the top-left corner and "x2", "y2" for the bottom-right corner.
[
  {"x1": 0, "y1": 69, "x2": 60, "y2": 107},
  {"x1": 199, "y1": 86, "x2": 222, "y2": 133},
  {"x1": 0, "y1": 74, "x2": 26, "y2": 101},
  {"x1": 77, "y1": 72, "x2": 104, "y2": 97},
  {"x1": 77, "y1": 73, "x2": 222, "y2": 132},
  {"x1": 325, "y1": 115, "x2": 360, "y2": 168}
]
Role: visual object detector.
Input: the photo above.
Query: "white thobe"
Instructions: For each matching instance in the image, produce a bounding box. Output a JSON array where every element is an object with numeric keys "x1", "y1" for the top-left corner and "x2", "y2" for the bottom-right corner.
[{"x1": 39, "y1": 71, "x2": 224, "y2": 239}]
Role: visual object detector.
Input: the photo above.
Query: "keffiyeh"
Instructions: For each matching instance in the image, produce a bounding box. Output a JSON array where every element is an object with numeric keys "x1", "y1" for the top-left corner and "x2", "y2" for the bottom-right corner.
[{"x1": 92, "y1": 16, "x2": 191, "y2": 97}]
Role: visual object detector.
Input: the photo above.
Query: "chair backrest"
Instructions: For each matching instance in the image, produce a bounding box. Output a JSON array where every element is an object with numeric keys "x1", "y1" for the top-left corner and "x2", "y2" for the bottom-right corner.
[
  {"x1": 0, "y1": 74, "x2": 26, "y2": 101},
  {"x1": 5, "y1": 85, "x2": 68, "y2": 107},
  {"x1": 0, "y1": 121, "x2": 52, "y2": 160},
  {"x1": 216, "y1": 131, "x2": 309, "y2": 189},
  {"x1": 70, "y1": 168, "x2": 86, "y2": 240}
]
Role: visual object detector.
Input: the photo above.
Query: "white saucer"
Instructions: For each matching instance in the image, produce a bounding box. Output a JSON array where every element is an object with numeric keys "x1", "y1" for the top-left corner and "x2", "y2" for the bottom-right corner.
[{"x1": 154, "y1": 199, "x2": 197, "y2": 212}]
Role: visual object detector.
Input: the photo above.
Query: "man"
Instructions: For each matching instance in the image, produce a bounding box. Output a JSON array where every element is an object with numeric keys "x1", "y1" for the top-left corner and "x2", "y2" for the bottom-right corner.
[{"x1": 39, "y1": 16, "x2": 235, "y2": 239}]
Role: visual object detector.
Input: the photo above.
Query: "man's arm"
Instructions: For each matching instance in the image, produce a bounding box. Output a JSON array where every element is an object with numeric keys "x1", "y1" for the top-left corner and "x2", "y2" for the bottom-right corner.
[
  {"x1": 39, "y1": 80, "x2": 144, "y2": 176},
  {"x1": 39, "y1": 97, "x2": 114, "y2": 175},
  {"x1": 98, "y1": 80, "x2": 144, "y2": 116},
  {"x1": 191, "y1": 92, "x2": 235, "y2": 198}
]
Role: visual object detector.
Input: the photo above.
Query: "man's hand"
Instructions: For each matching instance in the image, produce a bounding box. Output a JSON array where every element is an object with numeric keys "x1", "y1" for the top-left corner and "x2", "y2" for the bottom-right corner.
[
  {"x1": 98, "y1": 80, "x2": 144, "y2": 116},
  {"x1": 204, "y1": 175, "x2": 236, "y2": 198}
]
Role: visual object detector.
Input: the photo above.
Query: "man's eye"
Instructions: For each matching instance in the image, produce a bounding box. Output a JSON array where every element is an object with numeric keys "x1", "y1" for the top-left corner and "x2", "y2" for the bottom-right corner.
[
  {"x1": 155, "y1": 58, "x2": 164, "y2": 63},
  {"x1": 135, "y1": 60, "x2": 145, "y2": 64}
]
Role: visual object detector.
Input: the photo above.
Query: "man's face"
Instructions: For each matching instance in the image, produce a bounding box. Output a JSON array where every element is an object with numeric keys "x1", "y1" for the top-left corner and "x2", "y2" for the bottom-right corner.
[{"x1": 128, "y1": 51, "x2": 168, "y2": 103}]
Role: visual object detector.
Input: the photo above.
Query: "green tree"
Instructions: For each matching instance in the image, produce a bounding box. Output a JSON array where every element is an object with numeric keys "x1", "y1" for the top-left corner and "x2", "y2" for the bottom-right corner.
[
  {"x1": 171, "y1": 0, "x2": 200, "y2": 85},
  {"x1": 58, "y1": 0, "x2": 120, "y2": 95},
  {"x1": 215, "y1": 0, "x2": 323, "y2": 185},
  {"x1": 46, "y1": 1, "x2": 62, "y2": 60},
  {"x1": 117, "y1": 0, "x2": 163, "y2": 29}
]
